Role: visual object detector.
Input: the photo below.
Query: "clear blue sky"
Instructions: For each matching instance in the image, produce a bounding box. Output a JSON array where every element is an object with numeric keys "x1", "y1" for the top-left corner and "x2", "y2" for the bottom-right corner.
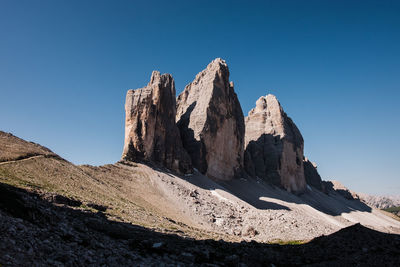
[{"x1": 1, "y1": 0, "x2": 399, "y2": 195}]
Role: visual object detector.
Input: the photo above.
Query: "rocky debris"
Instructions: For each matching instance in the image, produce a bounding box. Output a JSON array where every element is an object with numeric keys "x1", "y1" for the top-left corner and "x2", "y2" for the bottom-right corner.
[
  {"x1": 87, "y1": 202, "x2": 108, "y2": 212},
  {"x1": 1, "y1": 183, "x2": 400, "y2": 266},
  {"x1": 323, "y1": 180, "x2": 360, "y2": 200},
  {"x1": 152, "y1": 170, "x2": 341, "y2": 242},
  {"x1": 242, "y1": 225, "x2": 259, "y2": 237},
  {"x1": 176, "y1": 58, "x2": 245, "y2": 180},
  {"x1": 0, "y1": 131, "x2": 57, "y2": 162},
  {"x1": 42, "y1": 193, "x2": 82, "y2": 207},
  {"x1": 121, "y1": 71, "x2": 192, "y2": 174},
  {"x1": 303, "y1": 158, "x2": 324, "y2": 191},
  {"x1": 244, "y1": 94, "x2": 306, "y2": 193}
]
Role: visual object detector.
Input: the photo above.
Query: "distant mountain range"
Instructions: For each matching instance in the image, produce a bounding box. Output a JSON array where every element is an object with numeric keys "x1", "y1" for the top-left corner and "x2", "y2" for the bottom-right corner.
[{"x1": 358, "y1": 193, "x2": 400, "y2": 209}]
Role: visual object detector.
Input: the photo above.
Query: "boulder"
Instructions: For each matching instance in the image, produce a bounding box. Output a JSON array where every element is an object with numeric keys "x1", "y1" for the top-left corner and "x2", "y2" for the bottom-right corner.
[
  {"x1": 244, "y1": 95, "x2": 306, "y2": 193},
  {"x1": 121, "y1": 71, "x2": 192, "y2": 174},
  {"x1": 176, "y1": 58, "x2": 245, "y2": 180}
]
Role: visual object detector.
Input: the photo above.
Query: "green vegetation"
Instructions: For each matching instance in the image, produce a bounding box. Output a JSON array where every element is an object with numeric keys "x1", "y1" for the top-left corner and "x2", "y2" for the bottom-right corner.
[
  {"x1": 0, "y1": 166, "x2": 57, "y2": 192},
  {"x1": 383, "y1": 206, "x2": 400, "y2": 212},
  {"x1": 269, "y1": 239, "x2": 306, "y2": 245}
]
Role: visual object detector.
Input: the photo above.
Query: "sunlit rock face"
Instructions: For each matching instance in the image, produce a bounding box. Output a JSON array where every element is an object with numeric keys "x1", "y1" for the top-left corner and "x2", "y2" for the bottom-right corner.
[
  {"x1": 122, "y1": 71, "x2": 192, "y2": 174},
  {"x1": 176, "y1": 58, "x2": 245, "y2": 180},
  {"x1": 244, "y1": 95, "x2": 306, "y2": 193}
]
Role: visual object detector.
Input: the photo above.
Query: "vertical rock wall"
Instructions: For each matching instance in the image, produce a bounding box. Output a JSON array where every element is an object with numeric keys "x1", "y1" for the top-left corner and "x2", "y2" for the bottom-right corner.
[
  {"x1": 176, "y1": 58, "x2": 245, "y2": 180},
  {"x1": 244, "y1": 95, "x2": 306, "y2": 193},
  {"x1": 122, "y1": 71, "x2": 192, "y2": 174}
]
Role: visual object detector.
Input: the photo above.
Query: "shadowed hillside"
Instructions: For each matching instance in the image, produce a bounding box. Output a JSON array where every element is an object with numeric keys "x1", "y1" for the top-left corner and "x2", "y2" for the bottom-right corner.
[{"x1": 1, "y1": 182, "x2": 400, "y2": 266}]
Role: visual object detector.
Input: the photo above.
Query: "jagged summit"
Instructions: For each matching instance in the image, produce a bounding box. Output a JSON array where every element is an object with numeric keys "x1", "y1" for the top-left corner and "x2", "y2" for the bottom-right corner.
[
  {"x1": 149, "y1": 70, "x2": 162, "y2": 84},
  {"x1": 249, "y1": 94, "x2": 280, "y2": 116},
  {"x1": 205, "y1": 57, "x2": 227, "y2": 70},
  {"x1": 247, "y1": 94, "x2": 303, "y2": 144}
]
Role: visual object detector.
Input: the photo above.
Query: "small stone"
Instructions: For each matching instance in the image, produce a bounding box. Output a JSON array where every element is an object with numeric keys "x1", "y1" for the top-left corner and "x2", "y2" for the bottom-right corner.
[
  {"x1": 242, "y1": 226, "x2": 259, "y2": 237},
  {"x1": 225, "y1": 254, "x2": 239, "y2": 264},
  {"x1": 181, "y1": 252, "x2": 195, "y2": 262},
  {"x1": 152, "y1": 242, "x2": 163, "y2": 249},
  {"x1": 189, "y1": 190, "x2": 198, "y2": 197},
  {"x1": 215, "y1": 218, "x2": 224, "y2": 226}
]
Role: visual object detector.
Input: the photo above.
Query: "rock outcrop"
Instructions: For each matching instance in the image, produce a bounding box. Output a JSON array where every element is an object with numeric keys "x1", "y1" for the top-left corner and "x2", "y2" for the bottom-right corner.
[
  {"x1": 176, "y1": 58, "x2": 245, "y2": 180},
  {"x1": 122, "y1": 71, "x2": 192, "y2": 174},
  {"x1": 323, "y1": 180, "x2": 360, "y2": 200},
  {"x1": 303, "y1": 158, "x2": 324, "y2": 191},
  {"x1": 244, "y1": 95, "x2": 306, "y2": 193}
]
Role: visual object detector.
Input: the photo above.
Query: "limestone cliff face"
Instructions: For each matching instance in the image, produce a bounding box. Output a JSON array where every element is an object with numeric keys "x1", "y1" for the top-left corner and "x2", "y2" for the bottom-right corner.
[
  {"x1": 244, "y1": 95, "x2": 306, "y2": 193},
  {"x1": 323, "y1": 180, "x2": 360, "y2": 200},
  {"x1": 176, "y1": 58, "x2": 245, "y2": 180},
  {"x1": 303, "y1": 158, "x2": 324, "y2": 191},
  {"x1": 122, "y1": 71, "x2": 192, "y2": 174}
]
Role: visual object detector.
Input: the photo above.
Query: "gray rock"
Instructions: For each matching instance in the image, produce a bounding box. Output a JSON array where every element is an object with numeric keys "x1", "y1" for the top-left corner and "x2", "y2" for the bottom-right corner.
[
  {"x1": 152, "y1": 242, "x2": 163, "y2": 249},
  {"x1": 358, "y1": 193, "x2": 400, "y2": 209},
  {"x1": 323, "y1": 180, "x2": 359, "y2": 200},
  {"x1": 122, "y1": 71, "x2": 192, "y2": 174},
  {"x1": 181, "y1": 252, "x2": 195, "y2": 262},
  {"x1": 303, "y1": 158, "x2": 324, "y2": 191},
  {"x1": 176, "y1": 58, "x2": 245, "y2": 180},
  {"x1": 244, "y1": 94, "x2": 306, "y2": 193}
]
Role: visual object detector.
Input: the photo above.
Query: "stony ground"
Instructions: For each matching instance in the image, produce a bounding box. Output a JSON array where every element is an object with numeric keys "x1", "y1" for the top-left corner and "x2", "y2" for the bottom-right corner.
[
  {"x1": 134, "y1": 162, "x2": 400, "y2": 241},
  {"x1": 149, "y1": 167, "x2": 339, "y2": 241},
  {"x1": 1, "y1": 182, "x2": 400, "y2": 266},
  {"x1": 1, "y1": 131, "x2": 400, "y2": 265}
]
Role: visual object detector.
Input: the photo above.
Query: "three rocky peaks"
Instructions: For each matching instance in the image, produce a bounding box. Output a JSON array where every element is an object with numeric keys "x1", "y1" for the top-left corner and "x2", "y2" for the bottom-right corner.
[{"x1": 122, "y1": 58, "x2": 322, "y2": 193}]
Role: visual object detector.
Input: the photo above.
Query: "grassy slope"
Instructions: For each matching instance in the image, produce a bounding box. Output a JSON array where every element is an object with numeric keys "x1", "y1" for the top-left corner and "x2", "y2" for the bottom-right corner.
[
  {"x1": 0, "y1": 131, "x2": 56, "y2": 162},
  {"x1": 384, "y1": 207, "x2": 400, "y2": 213},
  {"x1": 0, "y1": 132, "x2": 232, "y2": 241},
  {"x1": 0, "y1": 157, "x2": 227, "y2": 240}
]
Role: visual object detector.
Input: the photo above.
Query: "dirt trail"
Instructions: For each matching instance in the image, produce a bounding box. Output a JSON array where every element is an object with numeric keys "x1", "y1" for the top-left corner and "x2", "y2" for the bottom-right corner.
[{"x1": 0, "y1": 155, "x2": 47, "y2": 165}]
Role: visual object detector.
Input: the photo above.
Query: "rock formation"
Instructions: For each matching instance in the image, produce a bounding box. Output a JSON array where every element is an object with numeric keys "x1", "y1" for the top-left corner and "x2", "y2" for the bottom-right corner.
[
  {"x1": 244, "y1": 95, "x2": 306, "y2": 193},
  {"x1": 323, "y1": 180, "x2": 360, "y2": 200},
  {"x1": 176, "y1": 58, "x2": 245, "y2": 180},
  {"x1": 358, "y1": 193, "x2": 400, "y2": 209},
  {"x1": 303, "y1": 158, "x2": 324, "y2": 191},
  {"x1": 122, "y1": 71, "x2": 192, "y2": 174}
]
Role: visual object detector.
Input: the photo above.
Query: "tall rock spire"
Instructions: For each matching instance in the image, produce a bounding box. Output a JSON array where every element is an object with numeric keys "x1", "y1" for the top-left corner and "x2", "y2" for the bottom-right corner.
[
  {"x1": 244, "y1": 94, "x2": 306, "y2": 193},
  {"x1": 176, "y1": 58, "x2": 245, "y2": 180},
  {"x1": 122, "y1": 71, "x2": 192, "y2": 174}
]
